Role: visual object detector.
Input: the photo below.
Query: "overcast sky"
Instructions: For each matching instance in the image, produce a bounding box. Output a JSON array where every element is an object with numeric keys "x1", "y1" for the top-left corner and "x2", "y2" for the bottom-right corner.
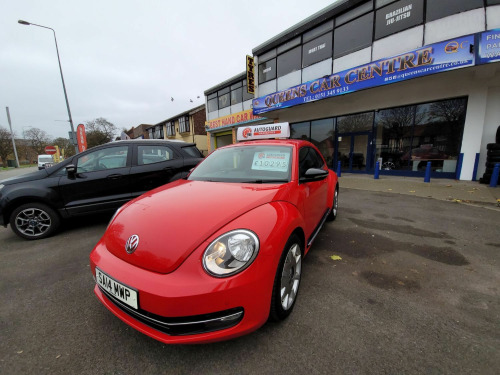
[{"x1": 1, "y1": 0, "x2": 339, "y2": 140}]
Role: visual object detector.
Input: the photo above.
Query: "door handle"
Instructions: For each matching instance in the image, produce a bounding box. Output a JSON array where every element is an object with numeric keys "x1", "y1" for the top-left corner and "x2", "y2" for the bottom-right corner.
[{"x1": 107, "y1": 174, "x2": 122, "y2": 180}]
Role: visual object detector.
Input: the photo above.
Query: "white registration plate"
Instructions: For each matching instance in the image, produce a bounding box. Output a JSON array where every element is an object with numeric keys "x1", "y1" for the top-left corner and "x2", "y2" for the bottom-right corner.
[{"x1": 95, "y1": 268, "x2": 138, "y2": 309}]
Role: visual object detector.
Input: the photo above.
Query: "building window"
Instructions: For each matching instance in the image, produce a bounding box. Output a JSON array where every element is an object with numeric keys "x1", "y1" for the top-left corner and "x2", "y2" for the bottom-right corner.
[
  {"x1": 334, "y1": 12, "x2": 374, "y2": 58},
  {"x1": 374, "y1": 98, "x2": 467, "y2": 173},
  {"x1": 231, "y1": 87, "x2": 242, "y2": 105},
  {"x1": 166, "y1": 121, "x2": 175, "y2": 137},
  {"x1": 178, "y1": 116, "x2": 190, "y2": 133},
  {"x1": 242, "y1": 80, "x2": 254, "y2": 101},
  {"x1": 290, "y1": 122, "x2": 310, "y2": 141},
  {"x1": 208, "y1": 97, "x2": 218, "y2": 112},
  {"x1": 337, "y1": 112, "x2": 374, "y2": 133},
  {"x1": 310, "y1": 118, "x2": 335, "y2": 167},
  {"x1": 375, "y1": 0, "x2": 424, "y2": 40},
  {"x1": 258, "y1": 58, "x2": 277, "y2": 84},
  {"x1": 426, "y1": 0, "x2": 483, "y2": 23},
  {"x1": 153, "y1": 125, "x2": 163, "y2": 139},
  {"x1": 302, "y1": 33, "x2": 333, "y2": 68},
  {"x1": 277, "y1": 46, "x2": 302, "y2": 78}
]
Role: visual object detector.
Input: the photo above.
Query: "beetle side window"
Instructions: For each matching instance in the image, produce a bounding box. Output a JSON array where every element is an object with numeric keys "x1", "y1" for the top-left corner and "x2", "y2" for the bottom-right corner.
[
  {"x1": 299, "y1": 147, "x2": 325, "y2": 177},
  {"x1": 138, "y1": 145, "x2": 175, "y2": 165},
  {"x1": 76, "y1": 146, "x2": 128, "y2": 173}
]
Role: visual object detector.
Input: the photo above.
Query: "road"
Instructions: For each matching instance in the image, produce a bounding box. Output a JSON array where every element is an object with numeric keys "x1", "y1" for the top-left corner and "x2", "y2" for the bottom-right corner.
[
  {"x1": 0, "y1": 166, "x2": 39, "y2": 180},
  {"x1": 0, "y1": 188, "x2": 499, "y2": 374}
]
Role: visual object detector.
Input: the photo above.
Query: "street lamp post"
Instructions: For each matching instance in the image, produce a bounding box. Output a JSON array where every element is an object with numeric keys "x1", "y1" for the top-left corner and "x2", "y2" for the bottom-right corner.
[{"x1": 18, "y1": 20, "x2": 79, "y2": 154}]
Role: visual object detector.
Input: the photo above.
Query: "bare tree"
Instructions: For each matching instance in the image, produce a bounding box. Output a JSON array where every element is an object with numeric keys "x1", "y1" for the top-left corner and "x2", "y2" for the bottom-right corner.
[
  {"x1": 85, "y1": 118, "x2": 117, "y2": 148},
  {"x1": 0, "y1": 126, "x2": 14, "y2": 168},
  {"x1": 25, "y1": 128, "x2": 52, "y2": 155},
  {"x1": 53, "y1": 137, "x2": 75, "y2": 158}
]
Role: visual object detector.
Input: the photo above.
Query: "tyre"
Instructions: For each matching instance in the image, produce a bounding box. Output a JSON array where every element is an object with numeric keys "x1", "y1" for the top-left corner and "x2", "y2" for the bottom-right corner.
[
  {"x1": 486, "y1": 143, "x2": 500, "y2": 151},
  {"x1": 326, "y1": 185, "x2": 339, "y2": 222},
  {"x1": 269, "y1": 234, "x2": 303, "y2": 322},
  {"x1": 9, "y1": 203, "x2": 61, "y2": 240}
]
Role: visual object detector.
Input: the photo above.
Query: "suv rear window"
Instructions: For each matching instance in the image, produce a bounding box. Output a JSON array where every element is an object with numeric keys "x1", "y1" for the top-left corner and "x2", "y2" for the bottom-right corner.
[{"x1": 182, "y1": 145, "x2": 204, "y2": 158}]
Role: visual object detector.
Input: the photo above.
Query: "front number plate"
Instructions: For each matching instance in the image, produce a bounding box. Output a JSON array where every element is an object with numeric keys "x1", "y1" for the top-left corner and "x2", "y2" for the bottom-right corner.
[{"x1": 95, "y1": 268, "x2": 138, "y2": 309}]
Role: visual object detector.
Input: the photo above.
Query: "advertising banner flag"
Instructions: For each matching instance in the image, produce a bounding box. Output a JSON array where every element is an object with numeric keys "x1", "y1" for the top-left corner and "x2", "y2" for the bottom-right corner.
[
  {"x1": 252, "y1": 34, "x2": 475, "y2": 115},
  {"x1": 77, "y1": 124, "x2": 88, "y2": 152}
]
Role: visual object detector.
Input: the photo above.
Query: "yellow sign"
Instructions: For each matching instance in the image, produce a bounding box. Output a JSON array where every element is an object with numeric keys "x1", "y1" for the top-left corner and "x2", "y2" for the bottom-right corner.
[
  {"x1": 246, "y1": 55, "x2": 255, "y2": 95},
  {"x1": 206, "y1": 109, "x2": 262, "y2": 130}
]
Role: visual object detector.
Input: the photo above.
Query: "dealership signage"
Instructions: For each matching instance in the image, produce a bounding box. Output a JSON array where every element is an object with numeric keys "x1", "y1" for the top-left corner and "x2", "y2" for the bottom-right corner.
[
  {"x1": 236, "y1": 122, "x2": 290, "y2": 141},
  {"x1": 253, "y1": 34, "x2": 475, "y2": 115},
  {"x1": 206, "y1": 109, "x2": 263, "y2": 131},
  {"x1": 246, "y1": 55, "x2": 255, "y2": 94},
  {"x1": 478, "y1": 29, "x2": 500, "y2": 64}
]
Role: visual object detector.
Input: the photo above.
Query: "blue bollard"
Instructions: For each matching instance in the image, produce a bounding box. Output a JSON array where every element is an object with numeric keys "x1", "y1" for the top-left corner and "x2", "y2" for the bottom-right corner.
[
  {"x1": 424, "y1": 161, "x2": 431, "y2": 183},
  {"x1": 374, "y1": 161, "x2": 380, "y2": 179},
  {"x1": 489, "y1": 163, "x2": 500, "y2": 188},
  {"x1": 337, "y1": 161, "x2": 341, "y2": 177}
]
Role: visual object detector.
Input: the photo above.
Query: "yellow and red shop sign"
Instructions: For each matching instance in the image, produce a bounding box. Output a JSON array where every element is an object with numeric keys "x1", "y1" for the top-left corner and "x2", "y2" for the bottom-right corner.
[{"x1": 206, "y1": 109, "x2": 262, "y2": 130}]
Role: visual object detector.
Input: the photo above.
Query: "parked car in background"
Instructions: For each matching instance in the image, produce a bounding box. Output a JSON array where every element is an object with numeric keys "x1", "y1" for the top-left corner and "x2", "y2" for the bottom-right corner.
[
  {"x1": 37, "y1": 154, "x2": 54, "y2": 170},
  {"x1": 0, "y1": 140, "x2": 204, "y2": 240}
]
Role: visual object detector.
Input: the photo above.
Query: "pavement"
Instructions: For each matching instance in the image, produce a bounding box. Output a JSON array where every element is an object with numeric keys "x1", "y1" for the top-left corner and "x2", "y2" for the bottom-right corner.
[{"x1": 339, "y1": 173, "x2": 500, "y2": 210}]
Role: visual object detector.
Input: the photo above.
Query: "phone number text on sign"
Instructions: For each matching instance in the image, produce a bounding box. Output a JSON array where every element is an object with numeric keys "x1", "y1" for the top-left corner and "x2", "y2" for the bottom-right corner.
[{"x1": 252, "y1": 151, "x2": 290, "y2": 172}]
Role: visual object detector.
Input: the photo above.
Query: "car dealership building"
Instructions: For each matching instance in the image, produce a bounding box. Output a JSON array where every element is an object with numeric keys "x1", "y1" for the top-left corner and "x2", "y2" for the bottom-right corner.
[{"x1": 204, "y1": 0, "x2": 500, "y2": 180}]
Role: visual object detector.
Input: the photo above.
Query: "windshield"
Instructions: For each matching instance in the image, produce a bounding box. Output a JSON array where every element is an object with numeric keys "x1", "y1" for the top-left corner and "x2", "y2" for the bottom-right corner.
[
  {"x1": 39, "y1": 157, "x2": 53, "y2": 163},
  {"x1": 188, "y1": 145, "x2": 292, "y2": 183}
]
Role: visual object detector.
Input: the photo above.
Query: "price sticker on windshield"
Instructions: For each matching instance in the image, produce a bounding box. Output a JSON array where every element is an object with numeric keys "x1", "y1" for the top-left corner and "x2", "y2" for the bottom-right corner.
[{"x1": 252, "y1": 151, "x2": 290, "y2": 172}]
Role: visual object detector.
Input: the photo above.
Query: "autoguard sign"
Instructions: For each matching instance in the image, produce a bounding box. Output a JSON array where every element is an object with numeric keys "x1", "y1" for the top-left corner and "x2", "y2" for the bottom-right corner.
[{"x1": 237, "y1": 122, "x2": 290, "y2": 141}]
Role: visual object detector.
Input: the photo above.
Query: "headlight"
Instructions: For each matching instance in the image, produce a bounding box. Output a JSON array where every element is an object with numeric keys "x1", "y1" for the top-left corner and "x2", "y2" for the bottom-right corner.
[{"x1": 203, "y1": 229, "x2": 259, "y2": 277}]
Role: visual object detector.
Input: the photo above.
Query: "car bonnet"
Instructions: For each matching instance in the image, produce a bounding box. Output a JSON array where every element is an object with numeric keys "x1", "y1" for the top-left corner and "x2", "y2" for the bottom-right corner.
[{"x1": 103, "y1": 179, "x2": 289, "y2": 274}]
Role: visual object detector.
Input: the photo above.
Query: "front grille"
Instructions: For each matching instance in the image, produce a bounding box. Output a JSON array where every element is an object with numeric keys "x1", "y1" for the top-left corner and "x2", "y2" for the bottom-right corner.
[{"x1": 99, "y1": 286, "x2": 244, "y2": 336}]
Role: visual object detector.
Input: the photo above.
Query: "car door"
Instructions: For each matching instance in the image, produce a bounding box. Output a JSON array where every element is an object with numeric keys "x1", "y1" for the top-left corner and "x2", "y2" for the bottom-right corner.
[
  {"x1": 128, "y1": 144, "x2": 184, "y2": 197},
  {"x1": 297, "y1": 146, "x2": 329, "y2": 237},
  {"x1": 58, "y1": 145, "x2": 132, "y2": 216}
]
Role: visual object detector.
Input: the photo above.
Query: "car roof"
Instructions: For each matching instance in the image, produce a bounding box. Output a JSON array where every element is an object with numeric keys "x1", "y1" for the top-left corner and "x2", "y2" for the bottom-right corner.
[
  {"x1": 225, "y1": 139, "x2": 312, "y2": 148},
  {"x1": 91, "y1": 139, "x2": 197, "y2": 149}
]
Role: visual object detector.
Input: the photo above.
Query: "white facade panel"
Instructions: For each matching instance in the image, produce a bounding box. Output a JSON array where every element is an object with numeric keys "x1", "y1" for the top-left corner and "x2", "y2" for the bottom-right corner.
[
  {"x1": 372, "y1": 26, "x2": 424, "y2": 61},
  {"x1": 230, "y1": 103, "x2": 243, "y2": 114},
  {"x1": 243, "y1": 99, "x2": 253, "y2": 111},
  {"x1": 218, "y1": 107, "x2": 230, "y2": 117},
  {"x1": 302, "y1": 59, "x2": 333, "y2": 83},
  {"x1": 257, "y1": 79, "x2": 277, "y2": 97},
  {"x1": 208, "y1": 111, "x2": 219, "y2": 120},
  {"x1": 424, "y1": 9, "x2": 485, "y2": 45},
  {"x1": 333, "y1": 47, "x2": 371, "y2": 73},
  {"x1": 486, "y1": 5, "x2": 500, "y2": 29},
  {"x1": 277, "y1": 71, "x2": 302, "y2": 91}
]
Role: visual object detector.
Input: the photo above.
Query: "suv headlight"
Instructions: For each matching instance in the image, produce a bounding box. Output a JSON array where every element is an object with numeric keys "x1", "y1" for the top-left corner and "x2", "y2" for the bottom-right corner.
[{"x1": 203, "y1": 229, "x2": 259, "y2": 277}]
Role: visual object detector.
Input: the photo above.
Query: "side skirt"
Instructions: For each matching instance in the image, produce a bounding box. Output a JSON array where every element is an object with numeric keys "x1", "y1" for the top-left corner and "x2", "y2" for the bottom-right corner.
[{"x1": 307, "y1": 208, "x2": 330, "y2": 247}]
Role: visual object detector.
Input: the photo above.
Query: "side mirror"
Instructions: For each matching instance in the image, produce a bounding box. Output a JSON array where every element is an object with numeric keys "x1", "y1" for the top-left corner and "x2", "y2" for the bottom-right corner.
[
  {"x1": 300, "y1": 168, "x2": 329, "y2": 182},
  {"x1": 66, "y1": 164, "x2": 77, "y2": 177}
]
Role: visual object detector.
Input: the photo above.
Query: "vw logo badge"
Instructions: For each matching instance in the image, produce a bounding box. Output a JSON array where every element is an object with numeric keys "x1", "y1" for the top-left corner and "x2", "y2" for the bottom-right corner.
[{"x1": 125, "y1": 235, "x2": 140, "y2": 254}]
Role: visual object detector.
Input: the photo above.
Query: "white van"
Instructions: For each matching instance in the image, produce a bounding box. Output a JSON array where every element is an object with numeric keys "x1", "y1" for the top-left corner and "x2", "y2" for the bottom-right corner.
[{"x1": 38, "y1": 154, "x2": 54, "y2": 170}]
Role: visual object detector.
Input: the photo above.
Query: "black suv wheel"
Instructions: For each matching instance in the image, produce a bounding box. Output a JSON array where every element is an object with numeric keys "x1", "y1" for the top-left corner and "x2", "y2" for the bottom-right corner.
[{"x1": 10, "y1": 203, "x2": 61, "y2": 240}]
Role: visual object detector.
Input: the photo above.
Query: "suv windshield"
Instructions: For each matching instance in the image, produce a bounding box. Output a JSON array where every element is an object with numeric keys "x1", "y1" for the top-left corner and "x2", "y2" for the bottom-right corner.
[{"x1": 188, "y1": 145, "x2": 292, "y2": 183}]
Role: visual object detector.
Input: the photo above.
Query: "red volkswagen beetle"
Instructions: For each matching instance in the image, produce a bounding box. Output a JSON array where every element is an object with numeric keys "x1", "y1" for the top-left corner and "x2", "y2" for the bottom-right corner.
[{"x1": 90, "y1": 139, "x2": 338, "y2": 344}]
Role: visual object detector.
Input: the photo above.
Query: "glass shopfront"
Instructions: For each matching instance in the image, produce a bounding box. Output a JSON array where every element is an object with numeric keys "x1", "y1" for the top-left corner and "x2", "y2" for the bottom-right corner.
[{"x1": 290, "y1": 97, "x2": 468, "y2": 178}]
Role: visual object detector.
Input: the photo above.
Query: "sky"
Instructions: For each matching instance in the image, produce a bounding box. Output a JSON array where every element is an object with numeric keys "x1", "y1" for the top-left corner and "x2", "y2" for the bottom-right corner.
[{"x1": 1, "y1": 0, "x2": 339, "y2": 140}]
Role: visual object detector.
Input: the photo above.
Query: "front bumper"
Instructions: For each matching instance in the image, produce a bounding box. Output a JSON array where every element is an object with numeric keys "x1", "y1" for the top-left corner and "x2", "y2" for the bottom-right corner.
[{"x1": 90, "y1": 240, "x2": 275, "y2": 344}]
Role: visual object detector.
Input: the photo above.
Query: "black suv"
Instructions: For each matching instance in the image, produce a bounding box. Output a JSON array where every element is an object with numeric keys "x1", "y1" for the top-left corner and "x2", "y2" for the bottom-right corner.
[{"x1": 0, "y1": 140, "x2": 204, "y2": 240}]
